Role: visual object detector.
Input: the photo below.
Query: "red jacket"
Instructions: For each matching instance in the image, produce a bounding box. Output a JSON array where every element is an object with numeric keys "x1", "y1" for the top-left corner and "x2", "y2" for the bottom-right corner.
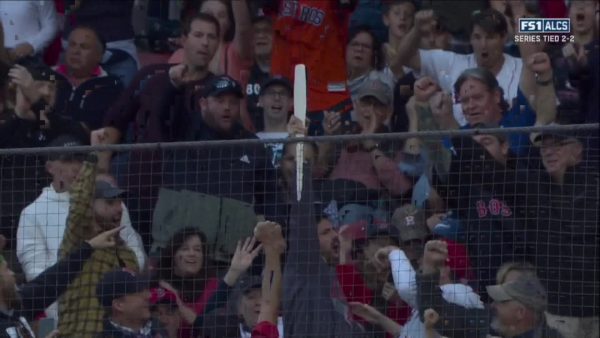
[
  {"x1": 178, "y1": 277, "x2": 220, "y2": 338},
  {"x1": 336, "y1": 263, "x2": 411, "y2": 335}
]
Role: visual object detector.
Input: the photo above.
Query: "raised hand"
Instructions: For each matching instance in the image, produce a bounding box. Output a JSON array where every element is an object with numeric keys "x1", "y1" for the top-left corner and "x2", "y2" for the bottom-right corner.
[
  {"x1": 360, "y1": 109, "x2": 382, "y2": 135},
  {"x1": 414, "y1": 76, "x2": 441, "y2": 103},
  {"x1": 562, "y1": 43, "x2": 588, "y2": 67},
  {"x1": 287, "y1": 115, "x2": 307, "y2": 137},
  {"x1": 9, "y1": 65, "x2": 45, "y2": 108},
  {"x1": 323, "y1": 110, "x2": 342, "y2": 135},
  {"x1": 254, "y1": 221, "x2": 286, "y2": 254},
  {"x1": 223, "y1": 237, "x2": 263, "y2": 286},
  {"x1": 230, "y1": 237, "x2": 262, "y2": 273},
  {"x1": 424, "y1": 308, "x2": 440, "y2": 329},
  {"x1": 90, "y1": 128, "x2": 110, "y2": 146},
  {"x1": 414, "y1": 10, "x2": 436, "y2": 35},
  {"x1": 422, "y1": 240, "x2": 448, "y2": 274},
  {"x1": 381, "y1": 282, "x2": 400, "y2": 303},
  {"x1": 489, "y1": 0, "x2": 508, "y2": 16},
  {"x1": 168, "y1": 63, "x2": 189, "y2": 88},
  {"x1": 338, "y1": 224, "x2": 355, "y2": 264},
  {"x1": 372, "y1": 245, "x2": 400, "y2": 272},
  {"x1": 9, "y1": 65, "x2": 34, "y2": 91},
  {"x1": 428, "y1": 91, "x2": 455, "y2": 129},
  {"x1": 527, "y1": 52, "x2": 552, "y2": 80},
  {"x1": 426, "y1": 213, "x2": 448, "y2": 232},
  {"x1": 86, "y1": 226, "x2": 125, "y2": 249}
]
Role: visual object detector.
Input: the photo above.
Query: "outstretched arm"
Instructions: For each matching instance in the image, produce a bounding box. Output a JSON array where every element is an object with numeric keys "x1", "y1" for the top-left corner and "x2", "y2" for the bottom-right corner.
[
  {"x1": 20, "y1": 227, "x2": 125, "y2": 320},
  {"x1": 349, "y1": 302, "x2": 403, "y2": 337},
  {"x1": 523, "y1": 52, "x2": 557, "y2": 126},
  {"x1": 254, "y1": 221, "x2": 286, "y2": 326},
  {"x1": 393, "y1": 10, "x2": 436, "y2": 72},
  {"x1": 231, "y1": 0, "x2": 254, "y2": 62},
  {"x1": 59, "y1": 154, "x2": 98, "y2": 258},
  {"x1": 286, "y1": 165, "x2": 324, "y2": 272}
]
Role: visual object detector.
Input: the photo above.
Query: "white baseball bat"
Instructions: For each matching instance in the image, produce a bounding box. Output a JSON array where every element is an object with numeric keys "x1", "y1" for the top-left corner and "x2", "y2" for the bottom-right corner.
[{"x1": 294, "y1": 64, "x2": 307, "y2": 201}]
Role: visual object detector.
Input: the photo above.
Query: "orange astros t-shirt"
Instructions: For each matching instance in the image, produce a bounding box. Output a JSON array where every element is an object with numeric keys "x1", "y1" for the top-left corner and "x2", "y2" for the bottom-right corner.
[{"x1": 271, "y1": 0, "x2": 353, "y2": 116}]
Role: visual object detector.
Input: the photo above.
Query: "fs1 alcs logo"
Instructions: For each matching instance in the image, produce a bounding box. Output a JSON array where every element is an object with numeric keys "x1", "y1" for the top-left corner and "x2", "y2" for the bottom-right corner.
[{"x1": 515, "y1": 18, "x2": 574, "y2": 43}]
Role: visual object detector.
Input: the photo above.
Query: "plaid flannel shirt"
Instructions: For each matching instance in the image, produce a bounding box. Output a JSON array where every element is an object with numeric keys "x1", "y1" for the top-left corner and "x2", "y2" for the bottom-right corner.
[{"x1": 58, "y1": 157, "x2": 139, "y2": 338}]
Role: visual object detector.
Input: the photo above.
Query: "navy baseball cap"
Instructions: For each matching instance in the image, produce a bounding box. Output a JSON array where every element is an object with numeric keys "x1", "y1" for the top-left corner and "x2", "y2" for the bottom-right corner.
[
  {"x1": 96, "y1": 269, "x2": 150, "y2": 307},
  {"x1": 260, "y1": 75, "x2": 293, "y2": 96},
  {"x1": 203, "y1": 75, "x2": 243, "y2": 98},
  {"x1": 46, "y1": 134, "x2": 86, "y2": 162}
]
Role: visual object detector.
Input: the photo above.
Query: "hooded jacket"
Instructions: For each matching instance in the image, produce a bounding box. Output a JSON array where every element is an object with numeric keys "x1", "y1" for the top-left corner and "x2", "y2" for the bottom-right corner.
[
  {"x1": 282, "y1": 166, "x2": 368, "y2": 338},
  {"x1": 17, "y1": 186, "x2": 145, "y2": 282}
]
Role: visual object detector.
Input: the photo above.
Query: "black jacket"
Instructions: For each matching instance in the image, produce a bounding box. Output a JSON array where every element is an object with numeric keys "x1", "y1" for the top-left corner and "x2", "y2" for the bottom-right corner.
[
  {"x1": 527, "y1": 165, "x2": 600, "y2": 317},
  {"x1": 0, "y1": 242, "x2": 94, "y2": 337},
  {"x1": 99, "y1": 319, "x2": 168, "y2": 338},
  {"x1": 438, "y1": 137, "x2": 537, "y2": 298},
  {"x1": 162, "y1": 121, "x2": 282, "y2": 220},
  {"x1": 51, "y1": 70, "x2": 124, "y2": 131},
  {"x1": 416, "y1": 272, "x2": 564, "y2": 338}
]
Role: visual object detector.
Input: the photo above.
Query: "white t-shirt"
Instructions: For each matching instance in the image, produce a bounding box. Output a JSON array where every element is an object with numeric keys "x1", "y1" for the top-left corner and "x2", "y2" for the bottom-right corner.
[{"x1": 418, "y1": 49, "x2": 522, "y2": 126}]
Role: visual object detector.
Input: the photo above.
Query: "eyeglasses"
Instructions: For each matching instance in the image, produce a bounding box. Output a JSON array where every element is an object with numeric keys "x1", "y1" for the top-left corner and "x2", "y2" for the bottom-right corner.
[
  {"x1": 357, "y1": 96, "x2": 387, "y2": 109},
  {"x1": 263, "y1": 90, "x2": 290, "y2": 98},
  {"x1": 349, "y1": 41, "x2": 373, "y2": 50}
]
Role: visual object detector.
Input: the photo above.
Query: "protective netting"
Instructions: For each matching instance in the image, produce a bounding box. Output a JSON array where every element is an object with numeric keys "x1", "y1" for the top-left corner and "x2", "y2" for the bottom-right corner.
[{"x1": 0, "y1": 124, "x2": 598, "y2": 338}]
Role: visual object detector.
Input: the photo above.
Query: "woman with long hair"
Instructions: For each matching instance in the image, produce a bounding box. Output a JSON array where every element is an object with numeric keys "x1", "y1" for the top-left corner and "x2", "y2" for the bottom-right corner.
[{"x1": 157, "y1": 227, "x2": 262, "y2": 337}]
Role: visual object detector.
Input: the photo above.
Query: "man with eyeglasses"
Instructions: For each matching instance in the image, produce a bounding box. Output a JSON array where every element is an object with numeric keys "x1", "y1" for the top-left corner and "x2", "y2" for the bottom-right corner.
[{"x1": 526, "y1": 122, "x2": 599, "y2": 338}]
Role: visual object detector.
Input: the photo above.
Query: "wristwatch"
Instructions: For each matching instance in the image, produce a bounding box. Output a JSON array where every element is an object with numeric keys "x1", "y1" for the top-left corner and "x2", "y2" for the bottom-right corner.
[
  {"x1": 535, "y1": 73, "x2": 553, "y2": 86},
  {"x1": 363, "y1": 141, "x2": 379, "y2": 153}
]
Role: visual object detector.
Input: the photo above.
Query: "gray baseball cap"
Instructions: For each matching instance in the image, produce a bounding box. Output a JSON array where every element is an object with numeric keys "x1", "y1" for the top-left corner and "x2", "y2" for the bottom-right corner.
[
  {"x1": 94, "y1": 180, "x2": 126, "y2": 199},
  {"x1": 357, "y1": 78, "x2": 392, "y2": 107},
  {"x1": 486, "y1": 274, "x2": 548, "y2": 312},
  {"x1": 390, "y1": 205, "x2": 429, "y2": 242}
]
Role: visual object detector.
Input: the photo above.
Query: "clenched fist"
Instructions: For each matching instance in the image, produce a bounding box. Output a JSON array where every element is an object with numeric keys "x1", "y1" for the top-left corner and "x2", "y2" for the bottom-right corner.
[{"x1": 414, "y1": 76, "x2": 440, "y2": 103}]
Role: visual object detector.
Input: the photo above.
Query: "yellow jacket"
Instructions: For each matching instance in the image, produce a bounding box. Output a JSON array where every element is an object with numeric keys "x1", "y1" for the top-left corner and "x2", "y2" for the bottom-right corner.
[{"x1": 58, "y1": 156, "x2": 138, "y2": 338}]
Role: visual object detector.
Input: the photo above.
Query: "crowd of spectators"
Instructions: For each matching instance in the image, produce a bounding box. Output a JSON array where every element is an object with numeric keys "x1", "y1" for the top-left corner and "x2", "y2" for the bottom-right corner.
[{"x1": 0, "y1": 0, "x2": 598, "y2": 337}]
